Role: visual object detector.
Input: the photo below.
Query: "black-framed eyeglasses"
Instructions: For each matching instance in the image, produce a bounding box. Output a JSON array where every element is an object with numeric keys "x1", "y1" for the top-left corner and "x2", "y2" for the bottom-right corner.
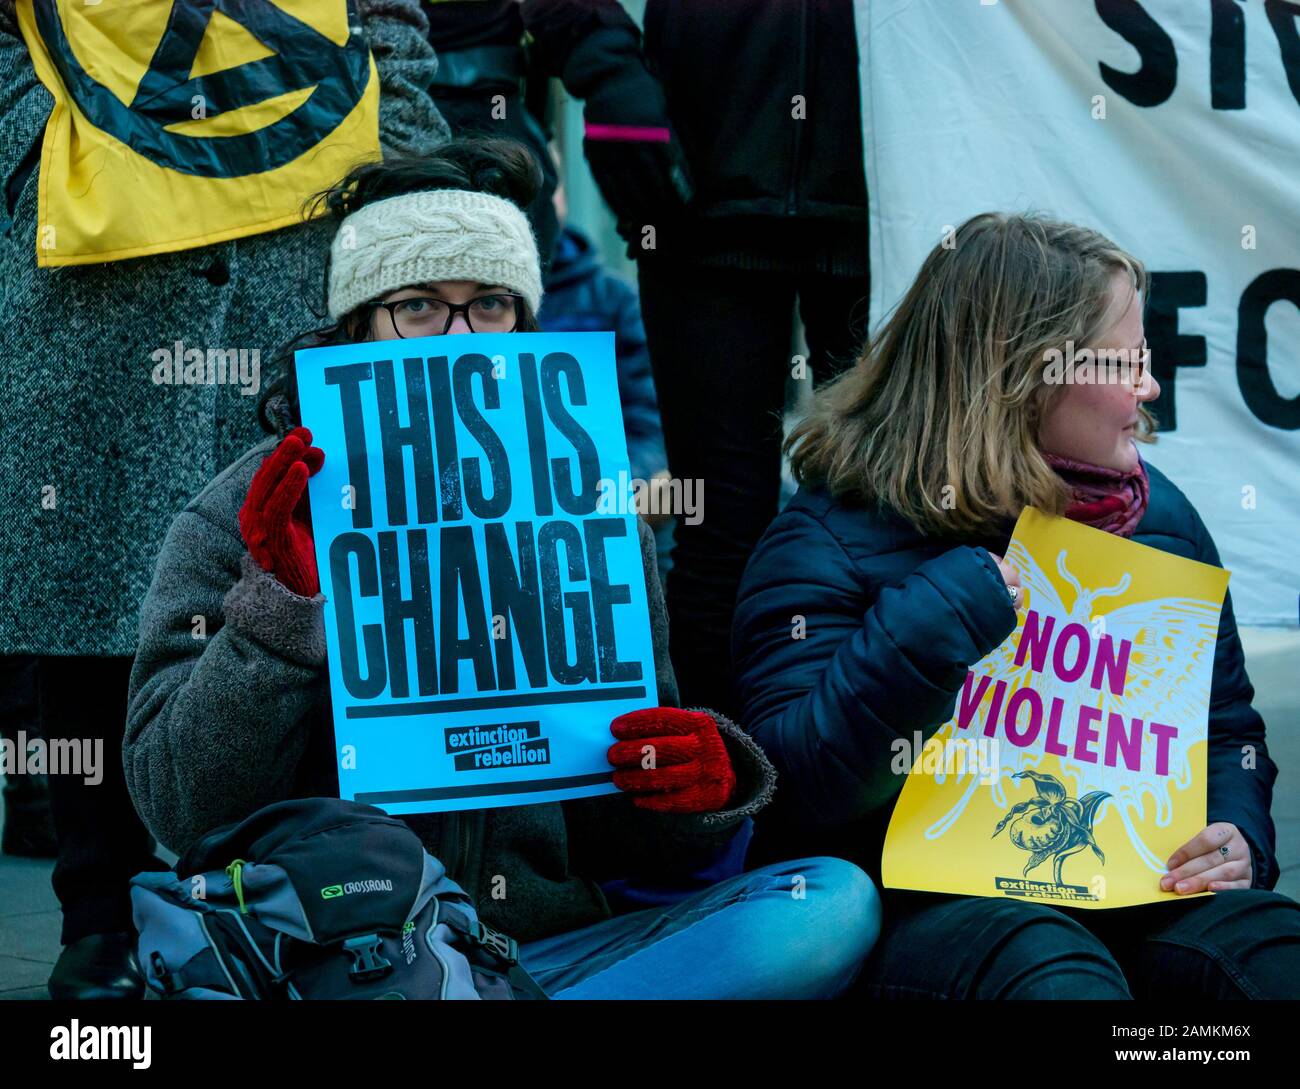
[
  {"x1": 1128, "y1": 347, "x2": 1150, "y2": 388},
  {"x1": 370, "y1": 293, "x2": 524, "y2": 338},
  {"x1": 1108, "y1": 346, "x2": 1150, "y2": 389}
]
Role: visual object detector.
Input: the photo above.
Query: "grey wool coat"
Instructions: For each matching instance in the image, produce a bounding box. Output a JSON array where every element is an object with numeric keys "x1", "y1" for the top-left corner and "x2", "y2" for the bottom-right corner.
[
  {"x1": 124, "y1": 417, "x2": 777, "y2": 943},
  {"x1": 0, "y1": 0, "x2": 451, "y2": 655}
]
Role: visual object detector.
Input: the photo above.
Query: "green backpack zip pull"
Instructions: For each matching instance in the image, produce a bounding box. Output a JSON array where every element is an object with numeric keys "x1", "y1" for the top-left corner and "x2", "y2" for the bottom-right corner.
[{"x1": 226, "y1": 859, "x2": 249, "y2": 915}]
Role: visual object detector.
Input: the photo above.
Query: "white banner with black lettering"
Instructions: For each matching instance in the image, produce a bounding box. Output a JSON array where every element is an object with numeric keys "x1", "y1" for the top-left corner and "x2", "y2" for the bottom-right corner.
[{"x1": 854, "y1": 0, "x2": 1300, "y2": 626}]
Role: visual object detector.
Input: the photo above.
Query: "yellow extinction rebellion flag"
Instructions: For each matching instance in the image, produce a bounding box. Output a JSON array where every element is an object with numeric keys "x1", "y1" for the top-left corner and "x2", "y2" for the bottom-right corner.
[
  {"x1": 17, "y1": 0, "x2": 382, "y2": 266},
  {"x1": 882, "y1": 509, "x2": 1231, "y2": 909}
]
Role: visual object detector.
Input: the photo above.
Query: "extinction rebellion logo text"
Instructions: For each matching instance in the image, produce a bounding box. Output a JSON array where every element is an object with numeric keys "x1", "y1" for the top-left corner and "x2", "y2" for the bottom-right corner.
[
  {"x1": 445, "y1": 721, "x2": 552, "y2": 770},
  {"x1": 996, "y1": 876, "x2": 1100, "y2": 902}
]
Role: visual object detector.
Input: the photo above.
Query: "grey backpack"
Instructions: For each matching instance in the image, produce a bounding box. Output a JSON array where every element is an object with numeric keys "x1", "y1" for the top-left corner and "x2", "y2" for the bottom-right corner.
[{"x1": 130, "y1": 798, "x2": 546, "y2": 1000}]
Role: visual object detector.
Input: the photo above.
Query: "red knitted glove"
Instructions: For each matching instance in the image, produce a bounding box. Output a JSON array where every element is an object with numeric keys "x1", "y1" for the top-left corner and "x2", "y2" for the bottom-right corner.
[
  {"x1": 238, "y1": 427, "x2": 325, "y2": 597},
  {"x1": 608, "y1": 708, "x2": 737, "y2": 814}
]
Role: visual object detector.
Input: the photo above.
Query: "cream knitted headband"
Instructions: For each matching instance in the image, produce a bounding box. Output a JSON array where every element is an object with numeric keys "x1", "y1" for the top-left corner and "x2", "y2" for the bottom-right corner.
[{"x1": 327, "y1": 188, "x2": 543, "y2": 320}]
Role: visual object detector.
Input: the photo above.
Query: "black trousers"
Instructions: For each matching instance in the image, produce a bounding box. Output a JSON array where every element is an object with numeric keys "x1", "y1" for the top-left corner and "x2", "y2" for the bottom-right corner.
[
  {"x1": 858, "y1": 888, "x2": 1300, "y2": 999},
  {"x1": 38, "y1": 655, "x2": 166, "y2": 944},
  {"x1": 637, "y1": 261, "x2": 868, "y2": 714},
  {"x1": 0, "y1": 654, "x2": 40, "y2": 794}
]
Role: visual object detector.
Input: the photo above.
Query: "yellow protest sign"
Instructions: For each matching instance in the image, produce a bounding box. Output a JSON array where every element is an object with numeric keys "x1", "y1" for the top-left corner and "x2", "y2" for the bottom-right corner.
[
  {"x1": 882, "y1": 508, "x2": 1230, "y2": 908},
  {"x1": 17, "y1": 0, "x2": 381, "y2": 266}
]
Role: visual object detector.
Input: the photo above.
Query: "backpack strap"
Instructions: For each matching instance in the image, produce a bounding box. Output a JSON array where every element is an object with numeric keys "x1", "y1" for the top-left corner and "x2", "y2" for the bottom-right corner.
[
  {"x1": 202, "y1": 912, "x2": 291, "y2": 998},
  {"x1": 149, "y1": 948, "x2": 224, "y2": 998},
  {"x1": 438, "y1": 904, "x2": 549, "y2": 1001}
]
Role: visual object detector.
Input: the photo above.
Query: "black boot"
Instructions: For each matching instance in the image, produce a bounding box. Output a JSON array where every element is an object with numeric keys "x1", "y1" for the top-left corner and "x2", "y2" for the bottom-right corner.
[{"x1": 47, "y1": 932, "x2": 145, "y2": 1001}]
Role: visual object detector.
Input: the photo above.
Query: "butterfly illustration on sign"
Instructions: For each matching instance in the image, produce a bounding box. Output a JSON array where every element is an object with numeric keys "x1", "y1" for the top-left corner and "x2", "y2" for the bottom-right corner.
[
  {"x1": 32, "y1": 0, "x2": 371, "y2": 177},
  {"x1": 923, "y1": 542, "x2": 1221, "y2": 873}
]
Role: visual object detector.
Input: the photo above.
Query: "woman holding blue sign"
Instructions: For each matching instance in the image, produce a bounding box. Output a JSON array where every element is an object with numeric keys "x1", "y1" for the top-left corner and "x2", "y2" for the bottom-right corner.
[
  {"x1": 732, "y1": 212, "x2": 1300, "y2": 999},
  {"x1": 124, "y1": 139, "x2": 879, "y2": 1000}
]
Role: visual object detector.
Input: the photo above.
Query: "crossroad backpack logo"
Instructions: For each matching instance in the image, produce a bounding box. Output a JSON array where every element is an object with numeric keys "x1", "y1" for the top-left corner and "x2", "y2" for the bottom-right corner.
[{"x1": 17, "y1": 0, "x2": 382, "y2": 265}]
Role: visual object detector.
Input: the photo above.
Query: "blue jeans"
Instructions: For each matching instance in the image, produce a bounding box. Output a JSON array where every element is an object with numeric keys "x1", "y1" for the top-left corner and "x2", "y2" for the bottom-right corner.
[{"x1": 519, "y1": 857, "x2": 879, "y2": 999}]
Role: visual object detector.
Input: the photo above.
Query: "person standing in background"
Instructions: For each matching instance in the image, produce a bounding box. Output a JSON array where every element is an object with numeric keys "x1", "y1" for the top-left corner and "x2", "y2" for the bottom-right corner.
[
  {"x1": 631, "y1": 0, "x2": 871, "y2": 715},
  {"x1": 418, "y1": 2, "x2": 869, "y2": 717},
  {"x1": 422, "y1": 0, "x2": 693, "y2": 275},
  {"x1": 0, "y1": 0, "x2": 447, "y2": 999},
  {"x1": 419, "y1": 0, "x2": 693, "y2": 584}
]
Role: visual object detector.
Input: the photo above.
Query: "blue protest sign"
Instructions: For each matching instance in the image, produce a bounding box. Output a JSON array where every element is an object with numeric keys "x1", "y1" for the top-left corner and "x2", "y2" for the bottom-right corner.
[{"x1": 294, "y1": 331, "x2": 658, "y2": 814}]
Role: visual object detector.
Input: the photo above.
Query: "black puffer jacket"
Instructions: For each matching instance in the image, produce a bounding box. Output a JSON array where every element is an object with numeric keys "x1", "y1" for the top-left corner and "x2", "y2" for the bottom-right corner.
[{"x1": 732, "y1": 462, "x2": 1280, "y2": 890}]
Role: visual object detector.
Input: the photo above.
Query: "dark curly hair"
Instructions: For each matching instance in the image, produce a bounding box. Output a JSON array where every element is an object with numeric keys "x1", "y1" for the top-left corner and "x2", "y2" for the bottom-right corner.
[{"x1": 258, "y1": 136, "x2": 544, "y2": 433}]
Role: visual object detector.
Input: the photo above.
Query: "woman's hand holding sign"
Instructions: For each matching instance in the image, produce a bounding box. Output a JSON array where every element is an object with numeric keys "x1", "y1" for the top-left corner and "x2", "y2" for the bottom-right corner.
[
  {"x1": 1162, "y1": 822, "x2": 1253, "y2": 894},
  {"x1": 239, "y1": 427, "x2": 326, "y2": 598},
  {"x1": 986, "y1": 550, "x2": 1022, "y2": 608},
  {"x1": 608, "y1": 708, "x2": 736, "y2": 814}
]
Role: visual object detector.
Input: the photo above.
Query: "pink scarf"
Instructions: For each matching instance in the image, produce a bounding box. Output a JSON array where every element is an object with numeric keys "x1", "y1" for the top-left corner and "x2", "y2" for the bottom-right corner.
[{"x1": 1042, "y1": 451, "x2": 1150, "y2": 538}]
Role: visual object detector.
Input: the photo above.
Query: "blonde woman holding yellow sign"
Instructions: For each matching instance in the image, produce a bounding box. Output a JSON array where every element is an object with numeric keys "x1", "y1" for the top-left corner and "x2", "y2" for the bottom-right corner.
[{"x1": 732, "y1": 212, "x2": 1300, "y2": 999}]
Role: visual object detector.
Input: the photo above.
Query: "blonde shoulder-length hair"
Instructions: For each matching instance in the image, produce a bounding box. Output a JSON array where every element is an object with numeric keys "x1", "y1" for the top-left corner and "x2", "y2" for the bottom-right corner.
[{"x1": 787, "y1": 212, "x2": 1156, "y2": 537}]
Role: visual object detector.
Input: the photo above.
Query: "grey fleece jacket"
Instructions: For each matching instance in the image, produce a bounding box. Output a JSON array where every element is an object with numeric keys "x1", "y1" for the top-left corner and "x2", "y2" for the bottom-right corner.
[{"x1": 125, "y1": 425, "x2": 776, "y2": 943}]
